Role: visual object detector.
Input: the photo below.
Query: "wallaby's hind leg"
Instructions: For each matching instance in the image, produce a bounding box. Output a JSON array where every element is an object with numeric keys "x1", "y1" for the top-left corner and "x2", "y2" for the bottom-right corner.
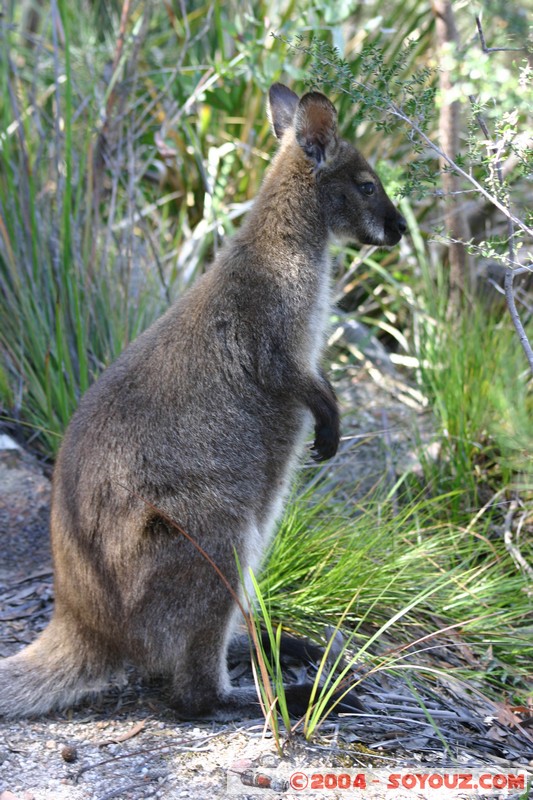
[
  {"x1": 168, "y1": 625, "x2": 262, "y2": 721},
  {"x1": 228, "y1": 631, "x2": 367, "y2": 720},
  {"x1": 130, "y1": 514, "x2": 261, "y2": 719}
]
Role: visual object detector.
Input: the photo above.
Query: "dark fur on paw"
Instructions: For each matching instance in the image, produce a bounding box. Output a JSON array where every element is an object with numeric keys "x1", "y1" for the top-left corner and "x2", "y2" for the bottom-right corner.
[{"x1": 311, "y1": 423, "x2": 339, "y2": 461}]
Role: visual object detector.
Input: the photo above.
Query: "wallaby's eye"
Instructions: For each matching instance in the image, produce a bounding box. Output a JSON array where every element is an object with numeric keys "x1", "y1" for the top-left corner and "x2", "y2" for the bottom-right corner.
[{"x1": 359, "y1": 182, "x2": 375, "y2": 196}]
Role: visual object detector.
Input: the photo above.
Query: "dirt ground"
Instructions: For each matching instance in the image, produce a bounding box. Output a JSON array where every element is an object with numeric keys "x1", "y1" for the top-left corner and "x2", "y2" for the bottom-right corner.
[{"x1": 0, "y1": 372, "x2": 531, "y2": 800}]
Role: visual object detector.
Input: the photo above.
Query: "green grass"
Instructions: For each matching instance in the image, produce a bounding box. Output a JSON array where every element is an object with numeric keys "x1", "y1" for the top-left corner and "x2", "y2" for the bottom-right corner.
[
  {"x1": 417, "y1": 307, "x2": 533, "y2": 500},
  {"x1": 0, "y1": 3, "x2": 169, "y2": 452},
  {"x1": 256, "y1": 481, "x2": 531, "y2": 736}
]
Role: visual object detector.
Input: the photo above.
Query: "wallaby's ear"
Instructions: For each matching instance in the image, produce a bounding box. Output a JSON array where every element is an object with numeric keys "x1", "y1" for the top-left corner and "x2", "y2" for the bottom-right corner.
[
  {"x1": 294, "y1": 91, "x2": 338, "y2": 167},
  {"x1": 268, "y1": 83, "x2": 299, "y2": 139}
]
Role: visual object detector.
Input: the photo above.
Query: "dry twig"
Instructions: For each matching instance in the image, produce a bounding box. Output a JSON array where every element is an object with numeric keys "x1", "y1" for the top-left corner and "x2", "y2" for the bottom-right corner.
[{"x1": 502, "y1": 499, "x2": 533, "y2": 580}]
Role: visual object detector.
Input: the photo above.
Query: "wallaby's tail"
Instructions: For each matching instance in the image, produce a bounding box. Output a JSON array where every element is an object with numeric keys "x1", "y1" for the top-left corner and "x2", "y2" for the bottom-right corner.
[{"x1": 0, "y1": 616, "x2": 118, "y2": 718}]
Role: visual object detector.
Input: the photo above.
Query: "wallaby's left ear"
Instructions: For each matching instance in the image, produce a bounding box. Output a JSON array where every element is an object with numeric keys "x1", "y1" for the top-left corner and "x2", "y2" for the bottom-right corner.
[
  {"x1": 268, "y1": 83, "x2": 299, "y2": 139},
  {"x1": 294, "y1": 91, "x2": 338, "y2": 167}
]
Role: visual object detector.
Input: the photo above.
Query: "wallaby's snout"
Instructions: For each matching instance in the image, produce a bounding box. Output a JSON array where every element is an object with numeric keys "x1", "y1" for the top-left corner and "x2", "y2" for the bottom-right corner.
[
  {"x1": 394, "y1": 213, "x2": 408, "y2": 240},
  {"x1": 383, "y1": 203, "x2": 407, "y2": 246}
]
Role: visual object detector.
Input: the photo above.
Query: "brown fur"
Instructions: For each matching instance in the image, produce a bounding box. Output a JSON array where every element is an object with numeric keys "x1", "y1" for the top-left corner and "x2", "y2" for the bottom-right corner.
[{"x1": 0, "y1": 84, "x2": 405, "y2": 719}]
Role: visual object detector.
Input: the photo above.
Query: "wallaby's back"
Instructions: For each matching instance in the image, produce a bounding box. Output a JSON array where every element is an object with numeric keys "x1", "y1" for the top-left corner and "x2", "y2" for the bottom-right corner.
[{"x1": 0, "y1": 83, "x2": 405, "y2": 719}]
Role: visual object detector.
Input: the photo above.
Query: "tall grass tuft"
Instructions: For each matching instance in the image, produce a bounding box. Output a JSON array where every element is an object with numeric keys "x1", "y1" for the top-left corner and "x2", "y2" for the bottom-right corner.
[
  {"x1": 260, "y1": 483, "x2": 532, "y2": 708},
  {"x1": 0, "y1": 3, "x2": 167, "y2": 453}
]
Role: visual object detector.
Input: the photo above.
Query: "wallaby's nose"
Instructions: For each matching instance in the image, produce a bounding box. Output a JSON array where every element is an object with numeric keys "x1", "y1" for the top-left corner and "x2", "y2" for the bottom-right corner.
[{"x1": 396, "y1": 215, "x2": 407, "y2": 236}]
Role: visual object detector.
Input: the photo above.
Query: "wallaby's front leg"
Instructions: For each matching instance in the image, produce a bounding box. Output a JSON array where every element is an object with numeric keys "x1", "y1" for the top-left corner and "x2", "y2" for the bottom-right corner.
[
  {"x1": 302, "y1": 372, "x2": 340, "y2": 462},
  {"x1": 257, "y1": 350, "x2": 340, "y2": 461}
]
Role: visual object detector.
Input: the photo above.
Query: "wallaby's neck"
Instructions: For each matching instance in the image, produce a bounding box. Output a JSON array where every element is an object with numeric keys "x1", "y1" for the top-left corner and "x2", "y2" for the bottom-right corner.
[{"x1": 236, "y1": 136, "x2": 329, "y2": 264}]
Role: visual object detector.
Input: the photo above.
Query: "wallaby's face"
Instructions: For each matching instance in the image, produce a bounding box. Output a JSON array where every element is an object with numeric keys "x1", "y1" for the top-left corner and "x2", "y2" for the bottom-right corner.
[
  {"x1": 316, "y1": 141, "x2": 406, "y2": 247},
  {"x1": 268, "y1": 84, "x2": 406, "y2": 247}
]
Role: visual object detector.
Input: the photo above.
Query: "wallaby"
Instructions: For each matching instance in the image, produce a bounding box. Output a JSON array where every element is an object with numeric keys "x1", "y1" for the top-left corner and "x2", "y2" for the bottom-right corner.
[{"x1": 0, "y1": 83, "x2": 406, "y2": 719}]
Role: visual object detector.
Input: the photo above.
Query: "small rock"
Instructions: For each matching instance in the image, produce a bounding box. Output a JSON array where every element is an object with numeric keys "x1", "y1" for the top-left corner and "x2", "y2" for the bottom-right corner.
[
  {"x1": 0, "y1": 434, "x2": 21, "y2": 451},
  {"x1": 60, "y1": 744, "x2": 78, "y2": 763}
]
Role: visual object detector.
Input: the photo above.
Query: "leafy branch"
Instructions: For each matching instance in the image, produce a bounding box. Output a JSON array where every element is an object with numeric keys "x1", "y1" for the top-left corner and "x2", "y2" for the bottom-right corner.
[
  {"x1": 277, "y1": 34, "x2": 532, "y2": 239},
  {"x1": 468, "y1": 17, "x2": 533, "y2": 373}
]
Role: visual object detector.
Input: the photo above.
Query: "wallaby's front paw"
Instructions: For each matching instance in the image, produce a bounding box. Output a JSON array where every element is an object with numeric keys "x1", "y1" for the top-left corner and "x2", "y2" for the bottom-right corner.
[{"x1": 311, "y1": 423, "x2": 339, "y2": 462}]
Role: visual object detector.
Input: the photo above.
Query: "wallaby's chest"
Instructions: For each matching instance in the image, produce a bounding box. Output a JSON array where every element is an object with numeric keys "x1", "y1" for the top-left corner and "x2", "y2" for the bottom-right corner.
[{"x1": 306, "y1": 251, "x2": 332, "y2": 369}]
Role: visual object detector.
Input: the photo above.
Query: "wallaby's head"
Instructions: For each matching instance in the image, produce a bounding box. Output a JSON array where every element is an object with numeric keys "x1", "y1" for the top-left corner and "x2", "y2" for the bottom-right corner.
[{"x1": 268, "y1": 83, "x2": 406, "y2": 247}]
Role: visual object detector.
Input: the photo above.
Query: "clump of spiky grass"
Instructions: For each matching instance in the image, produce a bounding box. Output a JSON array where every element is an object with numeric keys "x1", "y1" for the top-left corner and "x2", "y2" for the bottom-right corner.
[{"x1": 257, "y1": 480, "x2": 531, "y2": 725}]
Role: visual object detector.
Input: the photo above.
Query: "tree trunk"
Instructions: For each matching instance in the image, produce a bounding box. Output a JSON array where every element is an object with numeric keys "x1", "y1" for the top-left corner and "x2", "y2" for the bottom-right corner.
[{"x1": 432, "y1": 0, "x2": 472, "y2": 313}]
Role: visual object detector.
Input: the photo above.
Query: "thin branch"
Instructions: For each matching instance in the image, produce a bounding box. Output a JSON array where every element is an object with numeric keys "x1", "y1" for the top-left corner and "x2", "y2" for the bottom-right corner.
[
  {"x1": 468, "y1": 95, "x2": 533, "y2": 373},
  {"x1": 436, "y1": 232, "x2": 533, "y2": 272},
  {"x1": 386, "y1": 106, "x2": 533, "y2": 238},
  {"x1": 502, "y1": 500, "x2": 533, "y2": 580},
  {"x1": 487, "y1": 278, "x2": 505, "y2": 296},
  {"x1": 503, "y1": 257, "x2": 533, "y2": 372},
  {"x1": 475, "y1": 16, "x2": 523, "y2": 54}
]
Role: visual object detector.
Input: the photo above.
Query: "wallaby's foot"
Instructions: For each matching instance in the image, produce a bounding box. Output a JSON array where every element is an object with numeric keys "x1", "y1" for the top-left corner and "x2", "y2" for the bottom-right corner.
[
  {"x1": 283, "y1": 682, "x2": 366, "y2": 717},
  {"x1": 170, "y1": 687, "x2": 263, "y2": 721},
  {"x1": 228, "y1": 630, "x2": 367, "y2": 717},
  {"x1": 171, "y1": 681, "x2": 365, "y2": 722}
]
